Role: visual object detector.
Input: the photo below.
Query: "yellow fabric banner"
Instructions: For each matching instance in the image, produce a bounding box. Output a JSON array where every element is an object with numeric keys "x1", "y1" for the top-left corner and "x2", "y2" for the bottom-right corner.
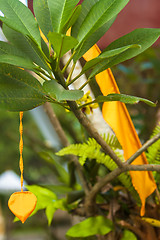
[{"x1": 83, "y1": 44, "x2": 156, "y2": 216}]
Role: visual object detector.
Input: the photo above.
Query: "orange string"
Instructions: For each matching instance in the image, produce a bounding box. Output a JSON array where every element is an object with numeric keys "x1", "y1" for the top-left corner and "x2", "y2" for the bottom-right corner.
[{"x1": 19, "y1": 112, "x2": 24, "y2": 192}]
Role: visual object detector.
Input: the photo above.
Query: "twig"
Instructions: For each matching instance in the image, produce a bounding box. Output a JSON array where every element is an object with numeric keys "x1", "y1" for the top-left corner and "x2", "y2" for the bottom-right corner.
[
  {"x1": 43, "y1": 102, "x2": 90, "y2": 194},
  {"x1": 43, "y1": 102, "x2": 69, "y2": 147},
  {"x1": 68, "y1": 101, "x2": 124, "y2": 169},
  {"x1": 126, "y1": 132, "x2": 160, "y2": 165}
]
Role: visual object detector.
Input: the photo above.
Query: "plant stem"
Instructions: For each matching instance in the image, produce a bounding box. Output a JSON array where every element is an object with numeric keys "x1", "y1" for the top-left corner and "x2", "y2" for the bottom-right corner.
[
  {"x1": 66, "y1": 72, "x2": 83, "y2": 87},
  {"x1": 62, "y1": 51, "x2": 75, "y2": 73},
  {"x1": 126, "y1": 132, "x2": 160, "y2": 165},
  {"x1": 66, "y1": 63, "x2": 76, "y2": 85}
]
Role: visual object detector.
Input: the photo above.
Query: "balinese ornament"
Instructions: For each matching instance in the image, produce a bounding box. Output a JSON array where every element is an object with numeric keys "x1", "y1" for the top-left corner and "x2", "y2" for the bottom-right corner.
[{"x1": 8, "y1": 112, "x2": 37, "y2": 223}]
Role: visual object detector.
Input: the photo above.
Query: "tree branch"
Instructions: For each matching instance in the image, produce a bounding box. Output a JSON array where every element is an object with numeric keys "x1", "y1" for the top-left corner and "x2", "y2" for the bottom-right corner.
[
  {"x1": 68, "y1": 101, "x2": 124, "y2": 168},
  {"x1": 126, "y1": 132, "x2": 160, "y2": 165}
]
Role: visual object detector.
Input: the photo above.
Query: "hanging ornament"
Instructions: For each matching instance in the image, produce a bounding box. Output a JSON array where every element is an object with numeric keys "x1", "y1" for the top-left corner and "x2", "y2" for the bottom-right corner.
[{"x1": 8, "y1": 112, "x2": 37, "y2": 223}]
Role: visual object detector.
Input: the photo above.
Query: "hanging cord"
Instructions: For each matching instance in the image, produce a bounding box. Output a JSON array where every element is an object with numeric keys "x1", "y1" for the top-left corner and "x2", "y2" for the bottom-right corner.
[{"x1": 19, "y1": 112, "x2": 24, "y2": 192}]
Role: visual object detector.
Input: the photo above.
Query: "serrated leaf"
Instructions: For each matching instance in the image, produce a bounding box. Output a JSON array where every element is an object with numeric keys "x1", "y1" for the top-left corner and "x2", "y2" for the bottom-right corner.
[
  {"x1": 75, "y1": 0, "x2": 129, "y2": 46},
  {"x1": 0, "y1": 54, "x2": 36, "y2": 70},
  {"x1": 66, "y1": 216, "x2": 113, "y2": 237},
  {"x1": 43, "y1": 80, "x2": 83, "y2": 101},
  {"x1": 48, "y1": 32, "x2": 78, "y2": 58},
  {"x1": 95, "y1": 94, "x2": 156, "y2": 107},
  {"x1": 90, "y1": 28, "x2": 160, "y2": 77},
  {"x1": 33, "y1": 0, "x2": 53, "y2": 39},
  {"x1": 82, "y1": 44, "x2": 141, "y2": 73},
  {"x1": 0, "y1": 63, "x2": 47, "y2": 111},
  {"x1": 0, "y1": 0, "x2": 41, "y2": 47},
  {"x1": 3, "y1": 24, "x2": 51, "y2": 72},
  {"x1": 47, "y1": 0, "x2": 79, "y2": 33}
]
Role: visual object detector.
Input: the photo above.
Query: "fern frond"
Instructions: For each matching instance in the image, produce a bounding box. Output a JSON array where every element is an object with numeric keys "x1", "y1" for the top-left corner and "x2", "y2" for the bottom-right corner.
[
  {"x1": 146, "y1": 123, "x2": 160, "y2": 164},
  {"x1": 57, "y1": 136, "x2": 139, "y2": 201},
  {"x1": 103, "y1": 133, "x2": 122, "y2": 150}
]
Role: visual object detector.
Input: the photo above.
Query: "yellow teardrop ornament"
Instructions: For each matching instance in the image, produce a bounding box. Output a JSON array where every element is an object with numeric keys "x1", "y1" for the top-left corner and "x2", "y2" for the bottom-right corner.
[{"x1": 8, "y1": 112, "x2": 37, "y2": 223}]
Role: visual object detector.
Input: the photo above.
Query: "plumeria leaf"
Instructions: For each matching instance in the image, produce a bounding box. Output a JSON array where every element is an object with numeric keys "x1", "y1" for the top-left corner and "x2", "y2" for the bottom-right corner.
[
  {"x1": 0, "y1": 0, "x2": 41, "y2": 47},
  {"x1": 75, "y1": 0, "x2": 129, "y2": 47},
  {"x1": 82, "y1": 44, "x2": 141, "y2": 73},
  {"x1": 48, "y1": 32, "x2": 78, "y2": 58},
  {"x1": 43, "y1": 80, "x2": 83, "y2": 101},
  {"x1": 90, "y1": 28, "x2": 160, "y2": 77},
  {"x1": 94, "y1": 94, "x2": 156, "y2": 107},
  {"x1": 0, "y1": 63, "x2": 47, "y2": 111},
  {"x1": 3, "y1": 24, "x2": 51, "y2": 72},
  {"x1": 33, "y1": 0, "x2": 53, "y2": 39},
  {"x1": 47, "y1": 0, "x2": 79, "y2": 33},
  {"x1": 0, "y1": 55, "x2": 36, "y2": 70},
  {"x1": 61, "y1": 5, "x2": 82, "y2": 34}
]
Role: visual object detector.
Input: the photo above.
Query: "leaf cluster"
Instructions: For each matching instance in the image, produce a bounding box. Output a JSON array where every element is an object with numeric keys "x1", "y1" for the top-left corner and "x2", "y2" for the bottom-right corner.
[{"x1": 0, "y1": 0, "x2": 159, "y2": 111}]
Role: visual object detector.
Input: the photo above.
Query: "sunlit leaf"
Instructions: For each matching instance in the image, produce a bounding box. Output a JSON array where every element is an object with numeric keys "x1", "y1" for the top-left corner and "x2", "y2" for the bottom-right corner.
[
  {"x1": 121, "y1": 230, "x2": 137, "y2": 240},
  {"x1": 66, "y1": 216, "x2": 113, "y2": 237}
]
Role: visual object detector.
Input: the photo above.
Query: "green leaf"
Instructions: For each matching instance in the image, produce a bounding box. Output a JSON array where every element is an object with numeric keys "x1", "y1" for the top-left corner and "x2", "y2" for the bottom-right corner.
[
  {"x1": 95, "y1": 94, "x2": 156, "y2": 107},
  {"x1": 48, "y1": 32, "x2": 78, "y2": 58},
  {"x1": 39, "y1": 151, "x2": 69, "y2": 184},
  {"x1": 61, "y1": 5, "x2": 82, "y2": 34},
  {"x1": 26, "y1": 185, "x2": 57, "y2": 212},
  {"x1": 66, "y1": 216, "x2": 113, "y2": 237},
  {"x1": 26, "y1": 185, "x2": 57, "y2": 216},
  {"x1": 0, "y1": 55, "x2": 36, "y2": 70},
  {"x1": 33, "y1": 0, "x2": 53, "y2": 39},
  {"x1": 0, "y1": 0, "x2": 41, "y2": 47},
  {"x1": 121, "y1": 230, "x2": 137, "y2": 240},
  {"x1": 75, "y1": 0, "x2": 129, "y2": 46},
  {"x1": 72, "y1": 0, "x2": 101, "y2": 38},
  {"x1": 82, "y1": 44, "x2": 141, "y2": 73},
  {"x1": 0, "y1": 41, "x2": 27, "y2": 57},
  {"x1": 43, "y1": 80, "x2": 83, "y2": 101},
  {"x1": 45, "y1": 203, "x2": 56, "y2": 226},
  {"x1": 0, "y1": 63, "x2": 47, "y2": 111},
  {"x1": 3, "y1": 24, "x2": 51, "y2": 72},
  {"x1": 73, "y1": 16, "x2": 116, "y2": 62},
  {"x1": 47, "y1": 0, "x2": 79, "y2": 33},
  {"x1": 90, "y1": 28, "x2": 160, "y2": 77}
]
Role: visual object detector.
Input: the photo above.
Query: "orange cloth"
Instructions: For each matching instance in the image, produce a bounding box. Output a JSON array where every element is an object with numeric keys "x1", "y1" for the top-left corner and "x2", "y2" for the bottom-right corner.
[
  {"x1": 83, "y1": 44, "x2": 156, "y2": 216},
  {"x1": 8, "y1": 191, "x2": 37, "y2": 223}
]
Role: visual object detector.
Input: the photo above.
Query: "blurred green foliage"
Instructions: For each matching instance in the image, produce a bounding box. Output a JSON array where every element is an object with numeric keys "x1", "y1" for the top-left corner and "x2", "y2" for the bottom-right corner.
[{"x1": 112, "y1": 47, "x2": 160, "y2": 140}]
